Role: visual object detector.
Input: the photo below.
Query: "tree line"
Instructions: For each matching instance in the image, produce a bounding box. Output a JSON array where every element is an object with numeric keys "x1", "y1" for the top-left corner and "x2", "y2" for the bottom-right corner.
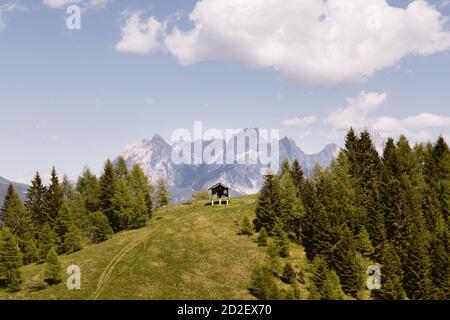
[
  {"x1": 252, "y1": 129, "x2": 450, "y2": 300},
  {"x1": 0, "y1": 156, "x2": 169, "y2": 291}
]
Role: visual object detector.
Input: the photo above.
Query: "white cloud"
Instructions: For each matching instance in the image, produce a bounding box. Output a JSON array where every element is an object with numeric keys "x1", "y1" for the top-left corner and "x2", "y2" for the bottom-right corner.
[
  {"x1": 43, "y1": 0, "x2": 106, "y2": 9},
  {"x1": 115, "y1": 12, "x2": 163, "y2": 55},
  {"x1": 289, "y1": 91, "x2": 450, "y2": 146},
  {"x1": 0, "y1": 3, "x2": 26, "y2": 31},
  {"x1": 403, "y1": 113, "x2": 450, "y2": 129},
  {"x1": 43, "y1": 0, "x2": 81, "y2": 9},
  {"x1": 282, "y1": 116, "x2": 318, "y2": 127},
  {"x1": 133, "y1": 0, "x2": 450, "y2": 86},
  {"x1": 326, "y1": 91, "x2": 388, "y2": 129}
]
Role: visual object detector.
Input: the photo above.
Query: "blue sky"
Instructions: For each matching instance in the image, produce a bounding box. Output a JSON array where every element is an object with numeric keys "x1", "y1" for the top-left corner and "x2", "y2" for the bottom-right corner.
[{"x1": 1, "y1": 0, "x2": 450, "y2": 183}]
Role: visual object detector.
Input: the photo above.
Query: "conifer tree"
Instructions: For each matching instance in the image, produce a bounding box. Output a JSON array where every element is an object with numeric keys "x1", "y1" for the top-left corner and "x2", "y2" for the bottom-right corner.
[
  {"x1": 37, "y1": 224, "x2": 57, "y2": 262},
  {"x1": 249, "y1": 266, "x2": 279, "y2": 300},
  {"x1": 61, "y1": 175, "x2": 73, "y2": 199},
  {"x1": 99, "y1": 159, "x2": 117, "y2": 230},
  {"x1": 155, "y1": 178, "x2": 170, "y2": 207},
  {"x1": 273, "y1": 221, "x2": 289, "y2": 257},
  {"x1": 281, "y1": 262, "x2": 296, "y2": 284},
  {"x1": 25, "y1": 172, "x2": 47, "y2": 230},
  {"x1": 115, "y1": 156, "x2": 129, "y2": 180},
  {"x1": 308, "y1": 255, "x2": 329, "y2": 300},
  {"x1": 76, "y1": 166, "x2": 100, "y2": 213},
  {"x1": 290, "y1": 159, "x2": 305, "y2": 199},
  {"x1": 44, "y1": 247, "x2": 62, "y2": 284},
  {"x1": 0, "y1": 228, "x2": 23, "y2": 291},
  {"x1": 0, "y1": 184, "x2": 25, "y2": 231},
  {"x1": 372, "y1": 243, "x2": 406, "y2": 300},
  {"x1": 254, "y1": 175, "x2": 281, "y2": 235},
  {"x1": 278, "y1": 171, "x2": 304, "y2": 237},
  {"x1": 239, "y1": 216, "x2": 253, "y2": 236},
  {"x1": 89, "y1": 212, "x2": 113, "y2": 243},
  {"x1": 54, "y1": 204, "x2": 74, "y2": 252},
  {"x1": 356, "y1": 227, "x2": 374, "y2": 257},
  {"x1": 112, "y1": 179, "x2": 134, "y2": 231},
  {"x1": 128, "y1": 191, "x2": 147, "y2": 229},
  {"x1": 330, "y1": 225, "x2": 363, "y2": 298},
  {"x1": 280, "y1": 158, "x2": 291, "y2": 176},
  {"x1": 128, "y1": 164, "x2": 153, "y2": 217},
  {"x1": 43, "y1": 167, "x2": 64, "y2": 225},
  {"x1": 257, "y1": 228, "x2": 268, "y2": 247},
  {"x1": 321, "y1": 271, "x2": 346, "y2": 300},
  {"x1": 429, "y1": 230, "x2": 450, "y2": 299},
  {"x1": 62, "y1": 226, "x2": 84, "y2": 254}
]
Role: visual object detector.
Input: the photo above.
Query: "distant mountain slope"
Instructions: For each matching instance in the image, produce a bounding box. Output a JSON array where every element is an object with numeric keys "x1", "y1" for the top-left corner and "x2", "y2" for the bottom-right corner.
[
  {"x1": 120, "y1": 134, "x2": 339, "y2": 203},
  {"x1": 0, "y1": 177, "x2": 28, "y2": 207}
]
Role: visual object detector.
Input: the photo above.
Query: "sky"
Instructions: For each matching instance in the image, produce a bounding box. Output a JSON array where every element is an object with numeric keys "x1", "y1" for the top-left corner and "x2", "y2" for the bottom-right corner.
[{"x1": 1, "y1": 0, "x2": 450, "y2": 183}]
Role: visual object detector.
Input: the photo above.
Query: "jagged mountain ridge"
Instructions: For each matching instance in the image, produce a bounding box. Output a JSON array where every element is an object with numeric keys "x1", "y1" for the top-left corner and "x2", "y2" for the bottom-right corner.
[{"x1": 120, "y1": 134, "x2": 339, "y2": 203}]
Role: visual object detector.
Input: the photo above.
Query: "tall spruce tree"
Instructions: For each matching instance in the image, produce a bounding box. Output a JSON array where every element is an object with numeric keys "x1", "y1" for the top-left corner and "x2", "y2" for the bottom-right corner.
[
  {"x1": 290, "y1": 159, "x2": 305, "y2": 199},
  {"x1": 330, "y1": 225, "x2": 363, "y2": 298},
  {"x1": 254, "y1": 174, "x2": 281, "y2": 235},
  {"x1": 278, "y1": 171, "x2": 304, "y2": 237},
  {"x1": 155, "y1": 178, "x2": 170, "y2": 207},
  {"x1": 128, "y1": 164, "x2": 153, "y2": 217},
  {"x1": 372, "y1": 243, "x2": 406, "y2": 300},
  {"x1": 76, "y1": 166, "x2": 100, "y2": 213},
  {"x1": 25, "y1": 172, "x2": 47, "y2": 230},
  {"x1": 0, "y1": 228, "x2": 23, "y2": 291},
  {"x1": 43, "y1": 167, "x2": 64, "y2": 226},
  {"x1": 99, "y1": 160, "x2": 117, "y2": 231},
  {"x1": 115, "y1": 156, "x2": 129, "y2": 180}
]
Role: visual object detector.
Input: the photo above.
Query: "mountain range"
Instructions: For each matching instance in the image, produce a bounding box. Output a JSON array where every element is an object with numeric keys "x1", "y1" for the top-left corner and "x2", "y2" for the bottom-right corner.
[
  {"x1": 1, "y1": 135, "x2": 339, "y2": 206},
  {"x1": 120, "y1": 134, "x2": 339, "y2": 203}
]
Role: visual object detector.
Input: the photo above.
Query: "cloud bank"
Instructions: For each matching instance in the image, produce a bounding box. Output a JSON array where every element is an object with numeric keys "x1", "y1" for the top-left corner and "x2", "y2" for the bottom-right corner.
[{"x1": 115, "y1": 0, "x2": 450, "y2": 86}]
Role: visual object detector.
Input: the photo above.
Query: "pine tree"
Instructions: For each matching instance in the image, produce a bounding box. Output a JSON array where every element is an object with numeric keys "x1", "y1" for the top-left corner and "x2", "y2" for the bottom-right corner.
[
  {"x1": 372, "y1": 243, "x2": 406, "y2": 300},
  {"x1": 280, "y1": 158, "x2": 291, "y2": 176},
  {"x1": 76, "y1": 166, "x2": 100, "y2": 213},
  {"x1": 281, "y1": 262, "x2": 296, "y2": 284},
  {"x1": 239, "y1": 216, "x2": 253, "y2": 236},
  {"x1": 99, "y1": 160, "x2": 117, "y2": 230},
  {"x1": 44, "y1": 247, "x2": 62, "y2": 284},
  {"x1": 128, "y1": 164, "x2": 153, "y2": 217},
  {"x1": 25, "y1": 172, "x2": 47, "y2": 230},
  {"x1": 429, "y1": 230, "x2": 450, "y2": 299},
  {"x1": 330, "y1": 225, "x2": 363, "y2": 298},
  {"x1": 63, "y1": 226, "x2": 83, "y2": 254},
  {"x1": 89, "y1": 212, "x2": 113, "y2": 243},
  {"x1": 155, "y1": 178, "x2": 170, "y2": 207},
  {"x1": 61, "y1": 175, "x2": 73, "y2": 199},
  {"x1": 128, "y1": 191, "x2": 147, "y2": 229},
  {"x1": 112, "y1": 179, "x2": 134, "y2": 231},
  {"x1": 265, "y1": 242, "x2": 281, "y2": 275},
  {"x1": 0, "y1": 184, "x2": 25, "y2": 231},
  {"x1": 278, "y1": 171, "x2": 304, "y2": 237},
  {"x1": 321, "y1": 270, "x2": 346, "y2": 300},
  {"x1": 115, "y1": 156, "x2": 129, "y2": 179},
  {"x1": 0, "y1": 228, "x2": 23, "y2": 291},
  {"x1": 273, "y1": 221, "x2": 289, "y2": 257},
  {"x1": 356, "y1": 227, "x2": 374, "y2": 257},
  {"x1": 43, "y1": 167, "x2": 64, "y2": 226},
  {"x1": 308, "y1": 255, "x2": 329, "y2": 300},
  {"x1": 257, "y1": 228, "x2": 268, "y2": 247},
  {"x1": 290, "y1": 159, "x2": 305, "y2": 199},
  {"x1": 249, "y1": 266, "x2": 279, "y2": 300},
  {"x1": 254, "y1": 175, "x2": 281, "y2": 235},
  {"x1": 37, "y1": 224, "x2": 57, "y2": 262},
  {"x1": 54, "y1": 204, "x2": 74, "y2": 253}
]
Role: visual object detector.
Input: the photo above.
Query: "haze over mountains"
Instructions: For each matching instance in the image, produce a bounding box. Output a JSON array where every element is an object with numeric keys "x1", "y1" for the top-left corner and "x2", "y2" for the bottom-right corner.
[{"x1": 120, "y1": 134, "x2": 339, "y2": 203}]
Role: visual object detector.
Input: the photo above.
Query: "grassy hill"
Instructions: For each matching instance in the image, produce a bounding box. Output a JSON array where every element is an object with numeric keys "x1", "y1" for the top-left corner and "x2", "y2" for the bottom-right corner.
[{"x1": 0, "y1": 195, "x2": 308, "y2": 300}]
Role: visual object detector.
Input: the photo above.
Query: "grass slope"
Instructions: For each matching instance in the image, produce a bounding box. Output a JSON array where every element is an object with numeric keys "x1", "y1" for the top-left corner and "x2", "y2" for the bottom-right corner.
[{"x1": 0, "y1": 195, "x2": 307, "y2": 300}]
